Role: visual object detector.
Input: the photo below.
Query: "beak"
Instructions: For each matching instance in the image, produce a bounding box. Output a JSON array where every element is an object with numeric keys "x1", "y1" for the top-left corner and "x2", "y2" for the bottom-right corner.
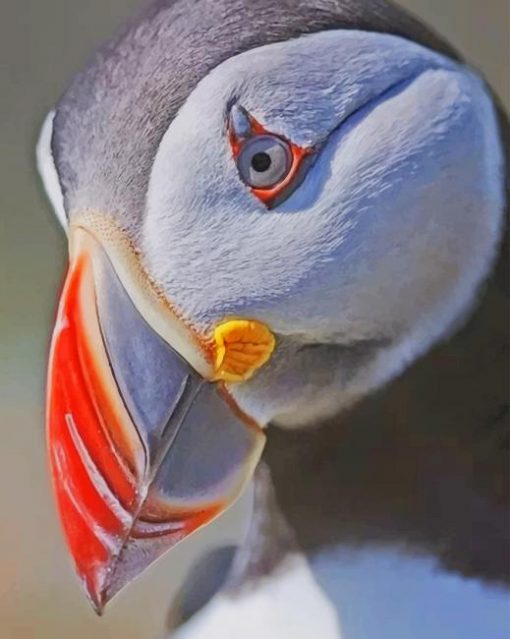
[{"x1": 46, "y1": 220, "x2": 266, "y2": 612}]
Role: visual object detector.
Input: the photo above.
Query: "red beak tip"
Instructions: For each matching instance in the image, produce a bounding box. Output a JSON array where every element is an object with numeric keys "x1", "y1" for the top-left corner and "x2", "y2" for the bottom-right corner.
[
  {"x1": 77, "y1": 562, "x2": 119, "y2": 615},
  {"x1": 90, "y1": 598, "x2": 105, "y2": 617},
  {"x1": 81, "y1": 580, "x2": 108, "y2": 615}
]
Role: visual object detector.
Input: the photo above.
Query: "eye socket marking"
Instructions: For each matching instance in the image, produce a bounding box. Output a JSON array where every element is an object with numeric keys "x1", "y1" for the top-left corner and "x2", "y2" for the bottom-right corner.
[{"x1": 228, "y1": 105, "x2": 314, "y2": 209}]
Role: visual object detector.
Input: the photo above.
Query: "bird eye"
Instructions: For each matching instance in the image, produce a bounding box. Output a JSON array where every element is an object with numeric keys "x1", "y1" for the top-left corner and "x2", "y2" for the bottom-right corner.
[
  {"x1": 237, "y1": 135, "x2": 291, "y2": 189},
  {"x1": 228, "y1": 105, "x2": 314, "y2": 209}
]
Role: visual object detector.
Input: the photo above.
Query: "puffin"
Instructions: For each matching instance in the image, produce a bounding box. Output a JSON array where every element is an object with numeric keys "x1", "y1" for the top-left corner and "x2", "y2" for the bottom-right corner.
[{"x1": 36, "y1": 0, "x2": 509, "y2": 637}]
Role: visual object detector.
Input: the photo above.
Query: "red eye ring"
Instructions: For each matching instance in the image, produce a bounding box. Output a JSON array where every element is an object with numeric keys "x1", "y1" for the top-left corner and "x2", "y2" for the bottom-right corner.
[{"x1": 228, "y1": 106, "x2": 314, "y2": 208}]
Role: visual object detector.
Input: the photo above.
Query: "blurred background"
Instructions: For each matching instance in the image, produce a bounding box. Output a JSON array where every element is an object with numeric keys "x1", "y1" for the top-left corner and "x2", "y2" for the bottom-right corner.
[{"x1": 0, "y1": 1, "x2": 508, "y2": 637}]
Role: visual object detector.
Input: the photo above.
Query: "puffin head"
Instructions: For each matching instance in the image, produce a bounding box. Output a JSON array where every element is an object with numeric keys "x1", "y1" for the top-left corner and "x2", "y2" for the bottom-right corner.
[{"x1": 37, "y1": 0, "x2": 505, "y2": 613}]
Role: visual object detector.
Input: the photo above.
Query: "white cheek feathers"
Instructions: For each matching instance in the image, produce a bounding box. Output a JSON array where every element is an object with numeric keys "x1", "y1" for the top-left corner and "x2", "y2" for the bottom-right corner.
[
  {"x1": 141, "y1": 30, "x2": 505, "y2": 429},
  {"x1": 36, "y1": 110, "x2": 67, "y2": 230}
]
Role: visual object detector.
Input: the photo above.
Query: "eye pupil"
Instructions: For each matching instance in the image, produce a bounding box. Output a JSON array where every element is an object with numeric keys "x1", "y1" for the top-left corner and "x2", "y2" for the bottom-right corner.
[
  {"x1": 236, "y1": 134, "x2": 291, "y2": 190},
  {"x1": 251, "y1": 152, "x2": 272, "y2": 173}
]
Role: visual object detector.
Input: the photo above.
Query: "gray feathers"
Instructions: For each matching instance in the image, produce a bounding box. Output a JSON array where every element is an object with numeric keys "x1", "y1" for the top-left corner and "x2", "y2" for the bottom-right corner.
[{"x1": 51, "y1": 0, "x2": 457, "y2": 225}]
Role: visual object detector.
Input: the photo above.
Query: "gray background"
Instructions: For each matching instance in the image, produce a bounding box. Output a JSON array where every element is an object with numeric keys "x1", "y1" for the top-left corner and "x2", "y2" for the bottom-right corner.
[{"x1": 0, "y1": 1, "x2": 508, "y2": 637}]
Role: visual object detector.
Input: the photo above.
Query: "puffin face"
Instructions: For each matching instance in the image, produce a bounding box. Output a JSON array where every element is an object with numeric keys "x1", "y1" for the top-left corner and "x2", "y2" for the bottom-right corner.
[
  {"x1": 37, "y1": 14, "x2": 504, "y2": 612},
  {"x1": 135, "y1": 30, "x2": 504, "y2": 424}
]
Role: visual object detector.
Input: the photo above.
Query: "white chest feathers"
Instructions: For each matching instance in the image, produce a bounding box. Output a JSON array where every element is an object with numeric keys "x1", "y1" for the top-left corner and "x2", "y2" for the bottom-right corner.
[{"x1": 172, "y1": 552, "x2": 341, "y2": 639}]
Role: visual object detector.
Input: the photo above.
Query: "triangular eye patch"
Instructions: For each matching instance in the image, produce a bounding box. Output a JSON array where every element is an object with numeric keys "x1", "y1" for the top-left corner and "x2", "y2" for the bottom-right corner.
[{"x1": 228, "y1": 104, "x2": 315, "y2": 209}]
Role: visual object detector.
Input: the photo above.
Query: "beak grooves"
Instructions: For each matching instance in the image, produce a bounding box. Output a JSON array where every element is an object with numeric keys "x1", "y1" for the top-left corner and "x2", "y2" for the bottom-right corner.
[
  {"x1": 46, "y1": 227, "x2": 265, "y2": 611},
  {"x1": 48, "y1": 252, "x2": 144, "y2": 609},
  {"x1": 47, "y1": 252, "x2": 219, "y2": 609}
]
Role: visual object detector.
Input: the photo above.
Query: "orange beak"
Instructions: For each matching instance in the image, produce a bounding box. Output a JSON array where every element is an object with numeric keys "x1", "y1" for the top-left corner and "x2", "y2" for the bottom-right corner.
[{"x1": 46, "y1": 224, "x2": 265, "y2": 612}]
